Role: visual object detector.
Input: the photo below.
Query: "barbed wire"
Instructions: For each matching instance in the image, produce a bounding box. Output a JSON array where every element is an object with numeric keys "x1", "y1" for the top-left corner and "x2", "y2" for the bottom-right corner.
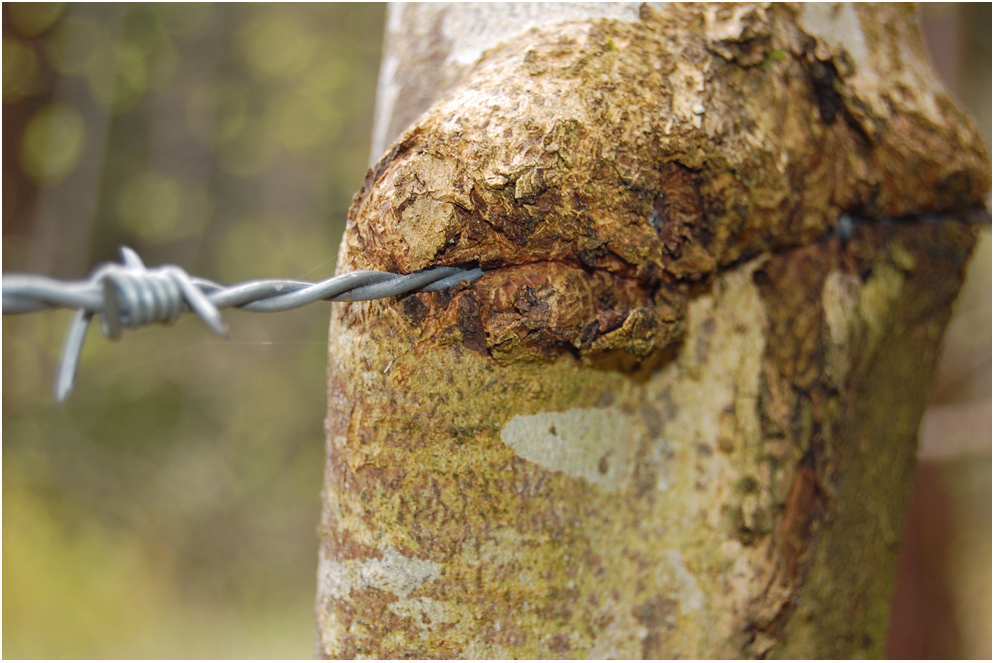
[
  {"x1": 4, "y1": 208, "x2": 990, "y2": 402},
  {"x1": 2, "y1": 246, "x2": 484, "y2": 402}
]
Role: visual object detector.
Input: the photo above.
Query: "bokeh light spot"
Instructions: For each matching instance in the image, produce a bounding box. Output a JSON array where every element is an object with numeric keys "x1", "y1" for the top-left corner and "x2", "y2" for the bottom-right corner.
[
  {"x1": 185, "y1": 82, "x2": 249, "y2": 146},
  {"x1": 304, "y1": 54, "x2": 351, "y2": 94},
  {"x1": 3, "y1": 37, "x2": 40, "y2": 103},
  {"x1": 8, "y1": 2, "x2": 67, "y2": 37},
  {"x1": 158, "y1": 4, "x2": 216, "y2": 38},
  {"x1": 239, "y1": 13, "x2": 317, "y2": 79},
  {"x1": 219, "y1": 218, "x2": 335, "y2": 283},
  {"x1": 145, "y1": 38, "x2": 180, "y2": 92},
  {"x1": 21, "y1": 104, "x2": 86, "y2": 184},
  {"x1": 117, "y1": 172, "x2": 195, "y2": 242},
  {"x1": 46, "y1": 17, "x2": 105, "y2": 76},
  {"x1": 106, "y1": 41, "x2": 149, "y2": 112},
  {"x1": 216, "y1": 119, "x2": 276, "y2": 177},
  {"x1": 271, "y1": 89, "x2": 342, "y2": 151}
]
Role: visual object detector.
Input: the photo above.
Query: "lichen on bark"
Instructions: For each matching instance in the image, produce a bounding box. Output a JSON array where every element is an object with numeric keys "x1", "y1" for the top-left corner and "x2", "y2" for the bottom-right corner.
[{"x1": 318, "y1": 3, "x2": 990, "y2": 658}]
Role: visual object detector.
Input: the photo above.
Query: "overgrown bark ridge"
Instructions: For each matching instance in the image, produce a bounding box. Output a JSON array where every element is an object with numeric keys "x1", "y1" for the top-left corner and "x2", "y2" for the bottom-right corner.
[
  {"x1": 318, "y1": 3, "x2": 989, "y2": 658},
  {"x1": 339, "y1": 3, "x2": 988, "y2": 365}
]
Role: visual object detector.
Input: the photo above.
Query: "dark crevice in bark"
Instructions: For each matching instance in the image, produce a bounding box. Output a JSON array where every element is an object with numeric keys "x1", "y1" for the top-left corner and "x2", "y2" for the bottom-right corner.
[{"x1": 415, "y1": 206, "x2": 985, "y2": 376}]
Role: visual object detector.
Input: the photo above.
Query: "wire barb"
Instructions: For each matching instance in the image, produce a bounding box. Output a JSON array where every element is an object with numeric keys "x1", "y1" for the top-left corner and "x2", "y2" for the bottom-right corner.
[{"x1": 2, "y1": 247, "x2": 484, "y2": 402}]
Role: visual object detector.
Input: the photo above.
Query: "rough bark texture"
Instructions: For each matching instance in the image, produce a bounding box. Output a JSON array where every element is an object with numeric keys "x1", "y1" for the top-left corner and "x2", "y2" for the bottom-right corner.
[{"x1": 317, "y1": 3, "x2": 989, "y2": 658}]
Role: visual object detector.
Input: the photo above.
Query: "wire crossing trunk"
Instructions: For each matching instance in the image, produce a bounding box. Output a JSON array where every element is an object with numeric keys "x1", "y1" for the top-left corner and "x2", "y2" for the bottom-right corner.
[{"x1": 316, "y1": 3, "x2": 990, "y2": 658}]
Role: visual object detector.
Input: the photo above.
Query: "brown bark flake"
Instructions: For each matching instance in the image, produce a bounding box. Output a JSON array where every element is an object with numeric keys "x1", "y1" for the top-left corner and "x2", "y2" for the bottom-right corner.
[{"x1": 338, "y1": 4, "x2": 989, "y2": 365}]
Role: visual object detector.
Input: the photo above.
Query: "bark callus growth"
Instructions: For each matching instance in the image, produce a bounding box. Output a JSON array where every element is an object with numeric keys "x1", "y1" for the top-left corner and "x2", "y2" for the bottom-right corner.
[
  {"x1": 338, "y1": 4, "x2": 989, "y2": 365},
  {"x1": 320, "y1": 4, "x2": 987, "y2": 656}
]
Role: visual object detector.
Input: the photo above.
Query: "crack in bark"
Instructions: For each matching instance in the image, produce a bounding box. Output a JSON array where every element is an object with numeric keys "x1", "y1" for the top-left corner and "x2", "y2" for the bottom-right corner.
[{"x1": 387, "y1": 208, "x2": 984, "y2": 374}]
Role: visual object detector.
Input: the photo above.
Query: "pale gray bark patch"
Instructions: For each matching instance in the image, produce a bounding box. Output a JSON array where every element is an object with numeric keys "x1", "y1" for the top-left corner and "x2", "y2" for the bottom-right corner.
[
  {"x1": 822, "y1": 269, "x2": 862, "y2": 387},
  {"x1": 317, "y1": 545, "x2": 442, "y2": 600},
  {"x1": 500, "y1": 406, "x2": 652, "y2": 491},
  {"x1": 797, "y1": 3, "x2": 949, "y2": 130},
  {"x1": 388, "y1": 596, "x2": 459, "y2": 630},
  {"x1": 660, "y1": 549, "x2": 706, "y2": 615},
  {"x1": 370, "y1": 2, "x2": 648, "y2": 162}
]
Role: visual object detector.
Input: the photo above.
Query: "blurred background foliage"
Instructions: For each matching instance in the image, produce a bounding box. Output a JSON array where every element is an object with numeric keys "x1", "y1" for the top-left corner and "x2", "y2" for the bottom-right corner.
[
  {"x1": 0, "y1": 2, "x2": 989, "y2": 659},
  {"x1": 3, "y1": 3, "x2": 384, "y2": 657}
]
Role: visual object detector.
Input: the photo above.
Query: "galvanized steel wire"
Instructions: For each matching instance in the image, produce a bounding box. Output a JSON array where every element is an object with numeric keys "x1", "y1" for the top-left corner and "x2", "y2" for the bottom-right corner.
[
  {"x1": 4, "y1": 208, "x2": 989, "y2": 402},
  {"x1": 2, "y1": 247, "x2": 484, "y2": 401}
]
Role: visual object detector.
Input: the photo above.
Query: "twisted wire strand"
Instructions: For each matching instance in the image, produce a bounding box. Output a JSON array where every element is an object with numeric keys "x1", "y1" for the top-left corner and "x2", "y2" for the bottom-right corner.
[
  {"x1": 4, "y1": 208, "x2": 988, "y2": 402},
  {"x1": 2, "y1": 247, "x2": 484, "y2": 402}
]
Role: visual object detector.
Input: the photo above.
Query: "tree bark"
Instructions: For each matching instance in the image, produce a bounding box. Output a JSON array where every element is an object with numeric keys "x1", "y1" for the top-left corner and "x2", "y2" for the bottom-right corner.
[{"x1": 316, "y1": 3, "x2": 990, "y2": 658}]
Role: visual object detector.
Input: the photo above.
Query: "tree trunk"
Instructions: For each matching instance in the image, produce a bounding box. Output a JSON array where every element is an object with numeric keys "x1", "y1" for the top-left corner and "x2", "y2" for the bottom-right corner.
[{"x1": 316, "y1": 3, "x2": 990, "y2": 658}]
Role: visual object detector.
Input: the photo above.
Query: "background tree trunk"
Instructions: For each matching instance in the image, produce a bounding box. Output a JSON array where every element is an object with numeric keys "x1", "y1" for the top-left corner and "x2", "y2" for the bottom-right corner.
[{"x1": 316, "y1": 3, "x2": 989, "y2": 658}]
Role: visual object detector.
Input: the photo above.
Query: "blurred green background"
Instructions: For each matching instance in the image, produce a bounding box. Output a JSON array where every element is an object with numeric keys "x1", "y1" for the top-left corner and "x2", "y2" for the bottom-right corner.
[
  {"x1": 3, "y1": 3, "x2": 384, "y2": 657},
  {"x1": 1, "y1": 3, "x2": 989, "y2": 658}
]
